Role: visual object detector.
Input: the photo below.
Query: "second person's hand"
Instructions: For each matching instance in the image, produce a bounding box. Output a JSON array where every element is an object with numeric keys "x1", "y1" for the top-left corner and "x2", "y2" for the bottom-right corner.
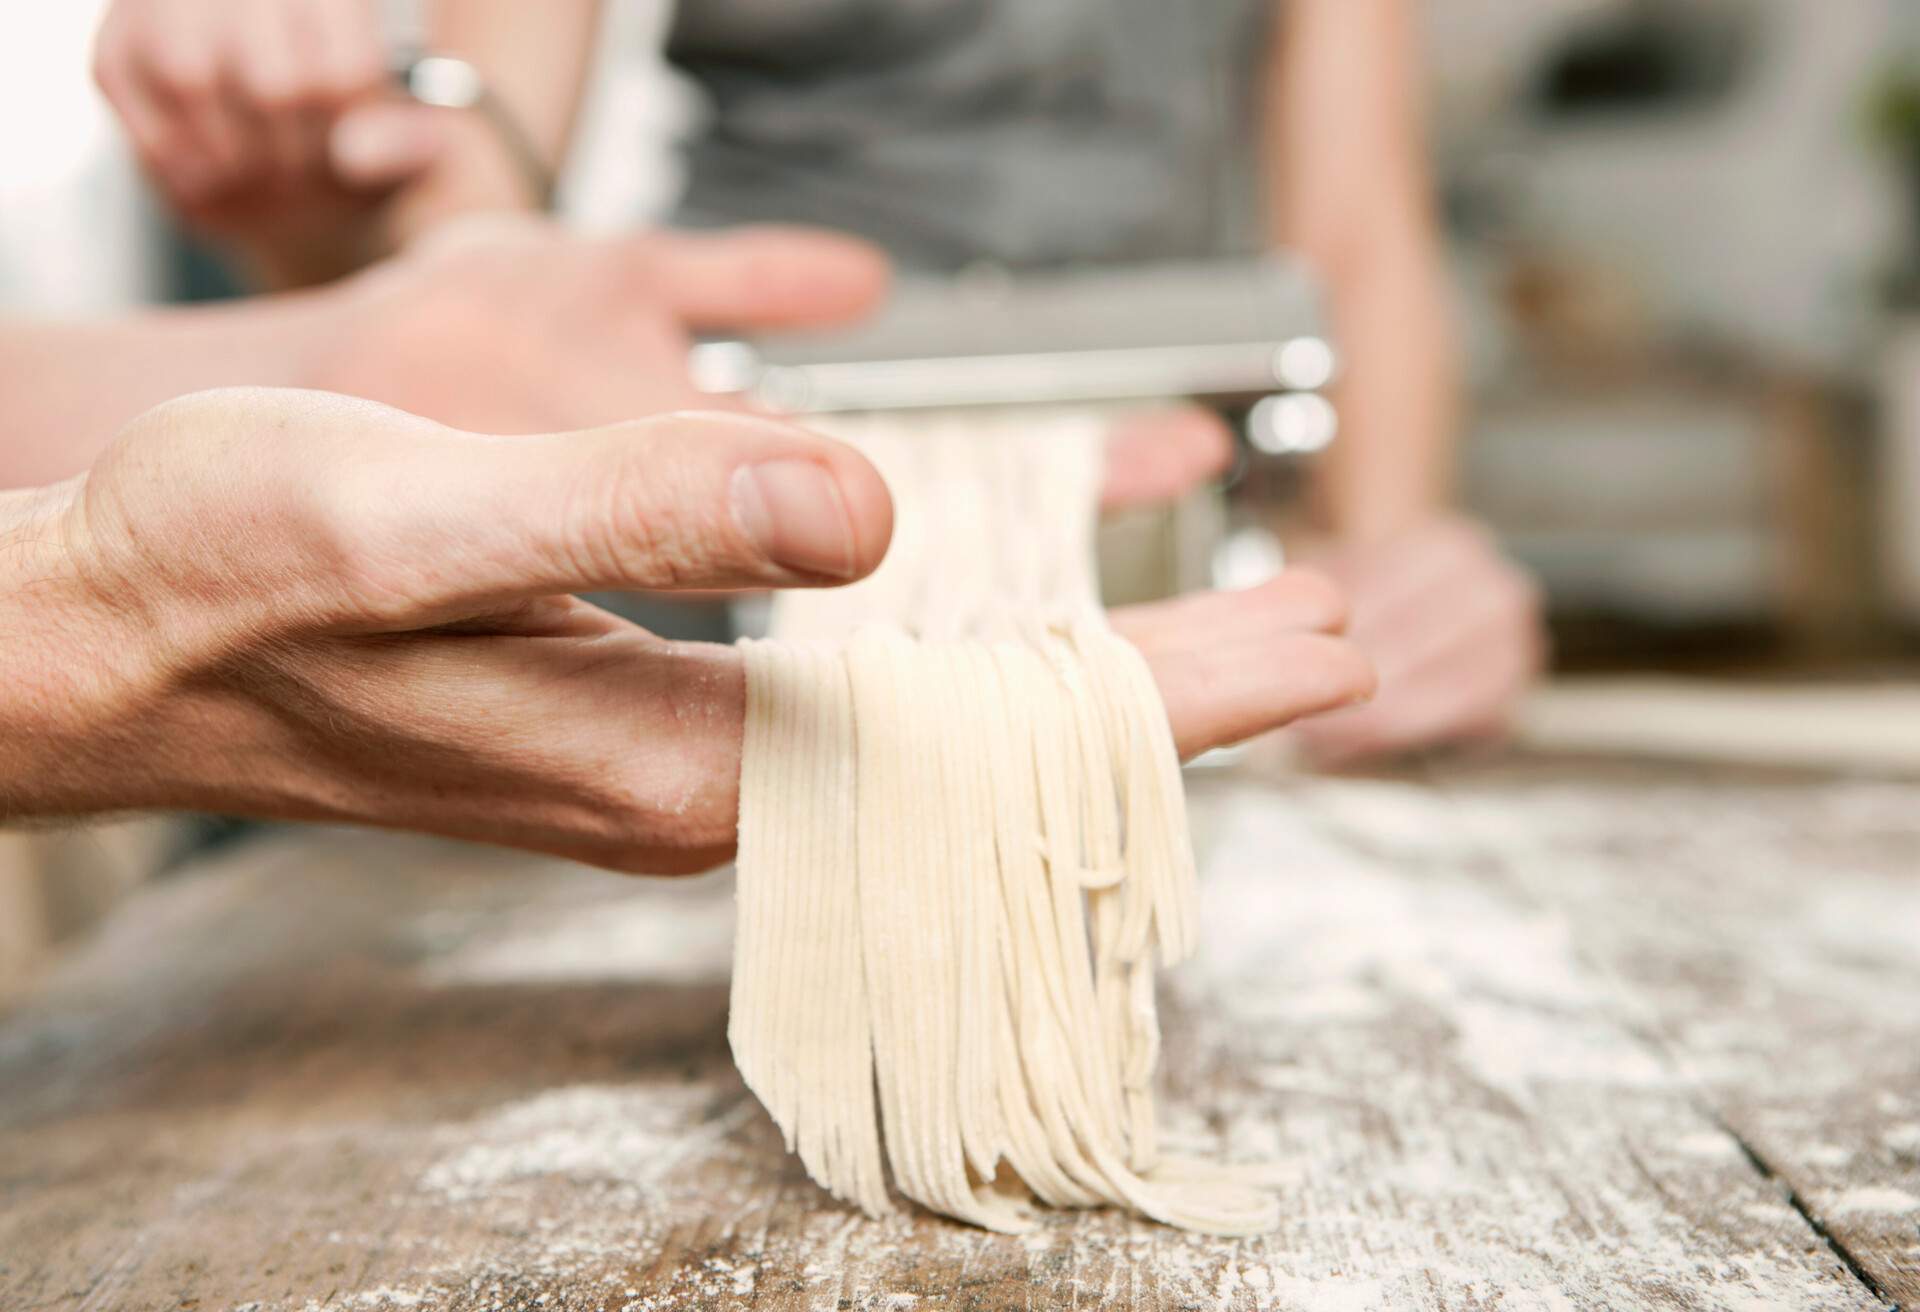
[
  {"x1": 93, "y1": 0, "x2": 452, "y2": 282},
  {"x1": 303, "y1": 217, "x2": 894, "y2": 432}
]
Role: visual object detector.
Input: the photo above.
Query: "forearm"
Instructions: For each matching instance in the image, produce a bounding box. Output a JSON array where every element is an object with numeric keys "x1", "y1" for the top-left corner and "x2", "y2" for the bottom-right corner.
[
  {"x1": 1311, "y1": 231, "x2": 1460, "y2": 542},
  {"x1": 381, "y1": 0, "x2": 605, "y2": 245},
  {"x1": 1265, "y1": 0, "x2": 1462, "y2": 544},
  {"x1": 0, "y1": 299, "x2": 314, "y2": 488}
]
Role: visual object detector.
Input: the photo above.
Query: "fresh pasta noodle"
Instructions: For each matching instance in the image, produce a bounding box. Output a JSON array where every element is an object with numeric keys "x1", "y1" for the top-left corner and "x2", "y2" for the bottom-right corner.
[{"x1": 730, "y1": 409, "x2": 1277, "y2": 1235}]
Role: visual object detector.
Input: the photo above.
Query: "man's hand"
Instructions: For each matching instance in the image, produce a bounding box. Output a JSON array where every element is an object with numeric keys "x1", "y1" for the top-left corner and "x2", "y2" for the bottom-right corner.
[
  {"x1": 8, "y1": 389, "x2": 896, "y2": 874},
  {"x1": 4, "y1": 390, "x2": 1370, "y2": 875},
  {"x1": 1294, "y1": 515, "x2": 1545, "y2": 765}
]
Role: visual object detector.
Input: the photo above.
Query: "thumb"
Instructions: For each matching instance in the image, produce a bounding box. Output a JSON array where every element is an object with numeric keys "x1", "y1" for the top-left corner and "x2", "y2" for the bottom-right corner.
[
  {"x1": 329, "y1": 101, "x2": 443, "y2": 190},
  {"x1": 337, "y1": 407, "x2": 894, "y2": 625}
]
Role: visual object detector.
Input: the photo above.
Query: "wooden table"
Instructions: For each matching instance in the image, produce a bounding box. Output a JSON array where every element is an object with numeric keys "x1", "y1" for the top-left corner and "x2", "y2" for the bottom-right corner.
[{"x1": 3, "y1": 757, "x2": 1917, "y2": 1311}]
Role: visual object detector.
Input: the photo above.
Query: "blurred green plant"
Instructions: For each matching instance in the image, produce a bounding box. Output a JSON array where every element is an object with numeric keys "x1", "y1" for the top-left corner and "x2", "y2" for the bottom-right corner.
[
  {"x1": 1867, "y1": 61, "x2": 1920, "y2": 306},
  {"x1": 1867, "y1": 63, "x2": 1920, "y2": 153}
]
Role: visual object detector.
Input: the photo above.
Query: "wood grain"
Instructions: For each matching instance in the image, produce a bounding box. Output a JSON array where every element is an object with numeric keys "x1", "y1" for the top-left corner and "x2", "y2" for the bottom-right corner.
[
  {"x1": 1, "y1": 760, "x2": 1913, "y2": 1311},
  {"x1": 1424, "y1": 765, "x2": 1920, "y2": 1308}
]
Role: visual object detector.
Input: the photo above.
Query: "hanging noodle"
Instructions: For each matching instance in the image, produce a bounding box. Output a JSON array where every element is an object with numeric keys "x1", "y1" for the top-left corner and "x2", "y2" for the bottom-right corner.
[{"x1": 730, "y1": 408, "x2": 1277, "y2": 1235}]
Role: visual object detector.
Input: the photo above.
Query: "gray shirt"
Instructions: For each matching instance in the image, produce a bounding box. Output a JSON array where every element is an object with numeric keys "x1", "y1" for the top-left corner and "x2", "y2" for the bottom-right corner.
[{"x1": 666, "y1": 0, "x2": 1275, "y2": 271}]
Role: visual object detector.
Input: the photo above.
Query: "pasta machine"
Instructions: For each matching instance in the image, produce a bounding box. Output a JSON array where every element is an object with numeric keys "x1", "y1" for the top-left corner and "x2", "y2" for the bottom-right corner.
[
  {"x1": 688, "y1": 258, "x2": 1340, "y2": 460},
  {"x1": 694, "y1": 258, "x2": 1339, "y2": 609},
  {"x1": 386, "y1": 42, "x2": 1338, "y2": 458}
]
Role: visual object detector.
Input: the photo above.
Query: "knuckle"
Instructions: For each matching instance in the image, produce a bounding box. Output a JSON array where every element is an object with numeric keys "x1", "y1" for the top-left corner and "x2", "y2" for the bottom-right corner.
[
  {"x1": 288, "y1": 456, "x2": 421, "y2": 626},
  {"x1": 310, "y1": 68, "x2": 363, "y2": 104},
  {"x1": 97, "y1": 391, "x2": 392, "y2": 633},
  {"x1": 314, "y1": 48, "x2": 384, "y2": 100},
  {"x1": 298, "y1": 60, "x2": 358, "y2": 105},
  {"x1": 149, "y1": 47, "x2": 218, "y2": 95},
  {"x1": 239, "y1": 64, "x2": 304, "y2": 109},
  {"x1": 564, "y1": 440, "x2": 705, "y2": 589}
]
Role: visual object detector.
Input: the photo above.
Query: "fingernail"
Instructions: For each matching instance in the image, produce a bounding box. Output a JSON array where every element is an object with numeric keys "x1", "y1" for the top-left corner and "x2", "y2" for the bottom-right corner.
[{"x1": 730, "y1": 459, "x2": 855, "y2": 577}]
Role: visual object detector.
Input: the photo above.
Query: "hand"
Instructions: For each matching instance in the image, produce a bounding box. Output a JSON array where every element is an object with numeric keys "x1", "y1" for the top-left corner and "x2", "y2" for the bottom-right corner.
[
  {"x1": 4, "y1": 390, "x2": 1371, "y2": 874},
  {"x1": 7, "y1": 388, "x2": 896, "y2": 874},
  {"x1": 93, "y1": 0, "x2": 435, "y2": 267},
  {"x1": 303, "y1": 217, "x2": 893, "y2": 433},
  {"x1": 1111, "y1": 569, "x2": 1374, "y2": 759},
  {"x1": 1294, "y1": 515, "x2": 1545, "y2": 765}
]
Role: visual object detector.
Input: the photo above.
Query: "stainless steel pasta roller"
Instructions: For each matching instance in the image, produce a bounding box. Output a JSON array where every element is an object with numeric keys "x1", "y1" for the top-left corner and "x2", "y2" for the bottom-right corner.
[{"x1": 689, "y1": 257, "x2": 1340, "y2": 458}]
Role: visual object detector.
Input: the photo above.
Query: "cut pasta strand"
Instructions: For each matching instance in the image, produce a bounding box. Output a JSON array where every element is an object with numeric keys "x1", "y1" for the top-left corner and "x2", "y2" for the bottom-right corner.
[{"x1": 730, "y1": 408, "x2": 1277, "y2": 1235}]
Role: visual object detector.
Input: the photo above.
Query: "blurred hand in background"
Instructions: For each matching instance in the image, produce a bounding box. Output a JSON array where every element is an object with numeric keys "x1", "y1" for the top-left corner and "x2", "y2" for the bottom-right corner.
[
  {"x1": 307, "y1": 217, "x2": 892, "y2": 432},
  {"x1": 1296, "y1": 515, "x2": 1545, "y2": 765},
  {"x1": 91, "y1": 0, "x2": 608, "y2": 288},
  {"x1": 0, "y1": 220, "x2": 889, "y2": 486},
  {"x1": 92, "y1": 0, "x2": 444, "y2": 283}
]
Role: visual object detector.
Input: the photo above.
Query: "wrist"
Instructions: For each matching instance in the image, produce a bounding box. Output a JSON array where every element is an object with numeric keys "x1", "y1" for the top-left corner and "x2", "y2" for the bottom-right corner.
[
  {"x1": 380, "y1": 114, "x2": 545, "y2": 247},
  {"x1": 0, "y1": 483, "x2": 183, "y2": 817}
]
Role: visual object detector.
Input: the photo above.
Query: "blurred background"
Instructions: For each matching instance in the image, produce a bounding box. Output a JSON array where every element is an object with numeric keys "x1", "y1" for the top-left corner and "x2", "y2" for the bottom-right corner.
[
  {"x1": 5, "y1": 0, "x2": 1920, "y2": 994},
  {"x1": 12, "y1": 0, "x2": 1920, "y2": 662}
]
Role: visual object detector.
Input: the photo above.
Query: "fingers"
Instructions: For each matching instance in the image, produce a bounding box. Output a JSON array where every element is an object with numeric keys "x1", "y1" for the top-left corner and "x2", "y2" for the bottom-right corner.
[
  {"x1": 330, "y1": 101, "x2": 444, "y2": 190},
  {"x1": 1100, "y1": 407, "x2": 1235, "y2": 512},
  {"x1": 231, "y1": 0, "x2": 311, "y2": 181},
  {"x1": 309, "y1": 0, "x2": 428, "y2": 189},
  {"x1": 94, "y1": 0, "x2": 391, "y2": 213},
  {"x1": 353, "y1": 576, "x2": 1371, "y2": 875},
  {"x1": 94, "y1": 0, "x2": 213, "y2": 197},
  {"x1": 303, "y1": 0, "x2": 386, "y2": 99},
  {"x1": 152, "y1": 606, "x2": 749, "y2": 875},
  {"x1": 1111, "y1": 572, "x2": 1376, "y2": 759},
  {"x1": 324, "y1": 406, "x2": 896, "y2": 627},
  {"x1": 621, "y1": 227, "x2": 893, "y2": 331}
]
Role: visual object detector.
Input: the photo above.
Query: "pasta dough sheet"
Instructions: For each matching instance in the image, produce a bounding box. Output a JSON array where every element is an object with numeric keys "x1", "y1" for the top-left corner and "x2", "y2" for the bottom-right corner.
[{"x1": 731, "y1": 409, "x2": 1276, "y2": 1235}]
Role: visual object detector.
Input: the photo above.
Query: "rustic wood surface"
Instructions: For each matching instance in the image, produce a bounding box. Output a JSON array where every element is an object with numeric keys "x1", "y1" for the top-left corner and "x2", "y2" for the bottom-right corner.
[{"x1": 1, "y1": 755, "x2": 1916, "y2": 1311}]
